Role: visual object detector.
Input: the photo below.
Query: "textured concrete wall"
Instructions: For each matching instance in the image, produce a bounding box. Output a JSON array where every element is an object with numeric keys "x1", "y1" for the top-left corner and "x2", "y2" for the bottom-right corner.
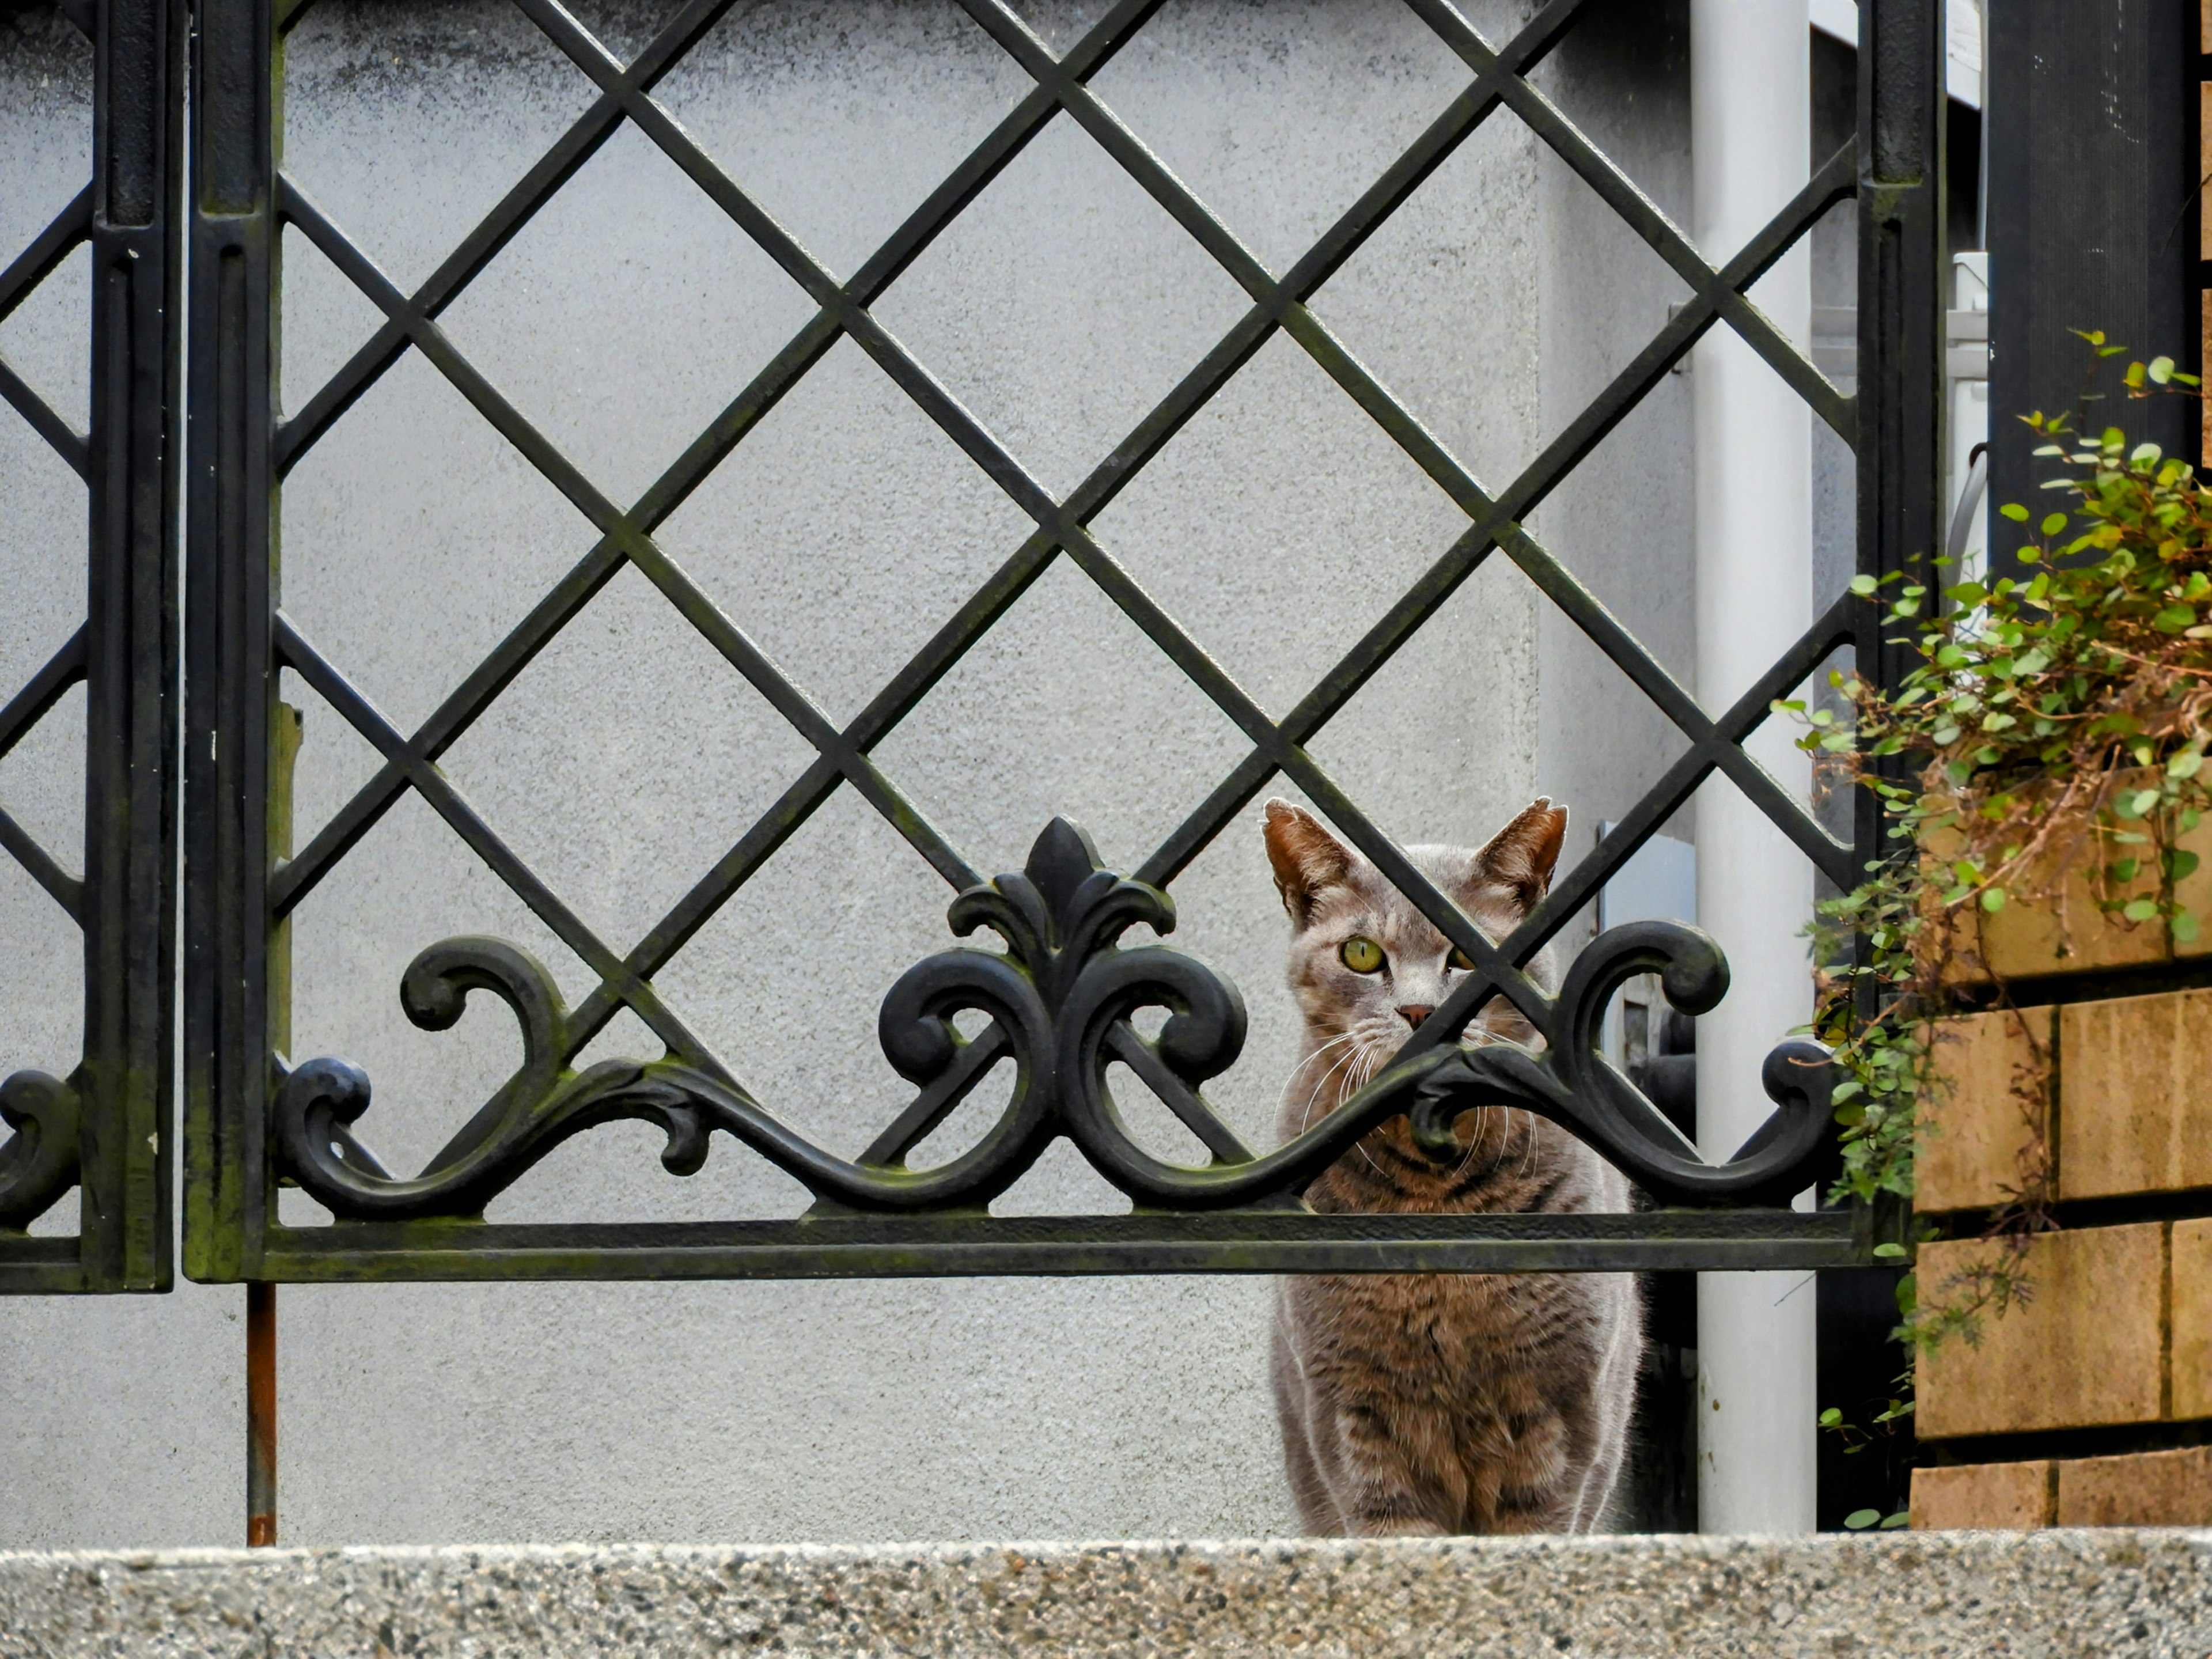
[
  {"x1": 0, "y1": 0, "x2": 1714, "y2": 1547},
  {"x1": 5, "y1": 1532, "x2": 2212, "y2": 1657}
]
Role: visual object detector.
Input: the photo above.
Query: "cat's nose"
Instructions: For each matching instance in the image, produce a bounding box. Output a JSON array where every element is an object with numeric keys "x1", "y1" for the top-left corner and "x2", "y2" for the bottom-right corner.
[{"x1": 1397, "y1": 1004, "x2": 1434, "y2": 1029}]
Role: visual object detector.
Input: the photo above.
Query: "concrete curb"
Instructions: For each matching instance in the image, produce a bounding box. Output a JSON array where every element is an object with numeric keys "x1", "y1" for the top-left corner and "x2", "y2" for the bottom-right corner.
[{"x1": 2, "y1": 1532, "x2": 2208, "y2": 1657}]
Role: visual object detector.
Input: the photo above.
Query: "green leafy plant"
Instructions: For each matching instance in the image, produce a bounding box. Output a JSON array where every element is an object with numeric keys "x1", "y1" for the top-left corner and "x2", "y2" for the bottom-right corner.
[
  {"x1": 1786, "y1": 335, "x2": 2209, "y2": 1491},
  {"x1": 1842, "y1": 1505, "x2": 1912, "y2": 1531}
]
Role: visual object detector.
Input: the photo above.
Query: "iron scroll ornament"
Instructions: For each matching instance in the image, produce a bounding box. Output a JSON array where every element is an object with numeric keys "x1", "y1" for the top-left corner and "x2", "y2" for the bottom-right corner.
[
  {"x1": 274, "y1": 820, "x2": 1835, "y2": 1221},
  {"x1": 0, "y1": 1070, "x2": 84, "y2": 1232}
]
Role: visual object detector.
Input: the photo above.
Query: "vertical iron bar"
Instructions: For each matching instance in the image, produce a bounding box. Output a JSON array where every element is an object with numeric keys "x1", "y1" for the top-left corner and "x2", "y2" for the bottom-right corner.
[
  {"x1": 1855, "y1": 0, "x2": 1944, "y2": 801},
  {"x1": 268, "y1": 702, "x2": 300, "y2": 1055},
  {"x1": 245, "y1": 1280, "x2": 276, "y2": 1543},
  {"x1": 77, "y1": 0, "x2": 181, "y2": 1291},
  {"x1": 1852, "y1": 0, "x2": 1942, "y2": 1248},
  {"x1": 244, "y1": 706, "x2": 296, "y2": 1539},
  {"x1": 184, "y1": 0, "x2": 279, "y2": 1285},
  {"x1": 1987, "y1": 0, "x2": 2199, "y2": 525}
]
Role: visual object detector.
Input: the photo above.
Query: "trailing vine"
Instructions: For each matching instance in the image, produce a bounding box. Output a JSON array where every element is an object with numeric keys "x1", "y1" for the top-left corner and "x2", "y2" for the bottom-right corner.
[{"x1": 1783, "y1": 336, "x2": 2211, "y2": 1517}]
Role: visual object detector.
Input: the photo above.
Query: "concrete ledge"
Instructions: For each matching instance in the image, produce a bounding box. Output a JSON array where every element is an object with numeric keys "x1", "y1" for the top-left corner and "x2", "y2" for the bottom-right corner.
[{"x1": 2, "y1": 1532, "x2": 2209, "y2": 1658}]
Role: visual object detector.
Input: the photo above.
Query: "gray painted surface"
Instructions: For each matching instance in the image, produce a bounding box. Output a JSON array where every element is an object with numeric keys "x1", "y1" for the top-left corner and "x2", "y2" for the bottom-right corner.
[
  {"x1": 1, "y1": 0, "x2": 1741, "y2": 1547},
  {"x1": 6, "y1": 1532, "x2": 2210, "y2": 1657}
]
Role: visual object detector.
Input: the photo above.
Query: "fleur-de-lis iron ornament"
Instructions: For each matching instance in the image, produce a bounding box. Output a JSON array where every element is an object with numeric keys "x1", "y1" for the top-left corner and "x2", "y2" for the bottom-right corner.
[
  {"x1": 0, "y1": 1070, "x2": 82, "y2": 1232},
  {"x1": 275, "y1": 819, "x2": 1835, "y2": 1221}
]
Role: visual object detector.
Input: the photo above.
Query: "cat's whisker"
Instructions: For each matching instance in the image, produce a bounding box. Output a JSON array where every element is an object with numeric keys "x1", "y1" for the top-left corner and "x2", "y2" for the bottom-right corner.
[
  {"x1": 1299, "y1": 1066, "x2": 1350, "y2": 1137},
  {"x1": 1312, "y1": 1040, "x2": 1362, "y2": 1138},
  {"x1": 1296, "y1": 1041, "x2": 1366, "y2": 1137},
  {"x1": 1439, "y1": 1023, "x2": 1500, "y2": 1180},
  {"x1": 1449, "y1": 1104, "x2": 1495, "y2": 1181},
  {"x1": 1291, "y1": 1029, "x2": 1362, "y2": 1068},
  {"x1": 1286, "y1": 1031, "x2": 1368, "y2": 1140},
  {"x1": 1309, "y1": 1039, "x2": 1362, "y2": 1106},
  {"x1": 1315, "y1": 1024, "x2": 1397, "y2": 1134},
  {"x1": 1349, "y1": 1038, "x2": 1391, "y2": 1177},
  {"x1": 1283, "y1": 1030, "x2": 1361, "y2": 1094}
]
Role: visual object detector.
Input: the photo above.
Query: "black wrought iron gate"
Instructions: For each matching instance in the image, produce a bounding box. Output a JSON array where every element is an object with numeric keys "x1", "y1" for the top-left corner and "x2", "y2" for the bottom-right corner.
[{"x1": 1, "y1": 0, "x2": 1944, "y2": 1293}]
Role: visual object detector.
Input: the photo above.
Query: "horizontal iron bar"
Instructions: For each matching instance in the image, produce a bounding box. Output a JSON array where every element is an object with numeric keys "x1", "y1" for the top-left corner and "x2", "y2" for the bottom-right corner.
[
  {"x1": 0, "y1": 1235, "x2": 89, "y2": 1296},
  {"x1": 247, "y1": 1208, "x2": 1874, "y2": 1282}
]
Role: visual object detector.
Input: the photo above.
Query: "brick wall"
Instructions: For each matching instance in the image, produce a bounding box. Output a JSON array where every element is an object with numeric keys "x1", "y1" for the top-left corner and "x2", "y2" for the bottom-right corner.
[{"x1": 1912, "y1": 986, "x2": 2212, "y2": 1528}]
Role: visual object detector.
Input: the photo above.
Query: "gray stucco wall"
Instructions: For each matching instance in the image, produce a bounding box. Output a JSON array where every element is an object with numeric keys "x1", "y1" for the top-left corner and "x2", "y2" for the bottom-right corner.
[{"x1": 1, "y1": 0, "x2": 1717, "y2": 1547}]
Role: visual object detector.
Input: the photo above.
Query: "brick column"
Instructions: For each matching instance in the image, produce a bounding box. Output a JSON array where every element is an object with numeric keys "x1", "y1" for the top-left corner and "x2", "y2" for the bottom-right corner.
[{"x1": 1912, "y1": 981, "x2": 2212, "y2": 1527}]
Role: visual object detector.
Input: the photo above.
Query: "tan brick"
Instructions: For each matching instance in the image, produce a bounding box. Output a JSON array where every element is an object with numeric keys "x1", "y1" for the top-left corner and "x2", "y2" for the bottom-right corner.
[
  {"x1": 1911, "y1": 1461, "x2": 2054, "y2": 1530},
  {"x1": 1936, "y1": 780, "x2": 2212, "y2": 982},
  {"x1": 2205, "y1": 84, "x2": 2212, "y2": 260},
  {"x1": 1916, "y1": 1009, "x2": 2050, "y2": 1214},
  {"x1": 2176, "y1": 1219, "x2": 2212, "y2": 1421},
  {"x1": 2060, "y1": 987, "x2": 2212, "y2": 1199},
  {"x1": 1964, "y1": 873, "x2": 2172, "y2": 983},
  {"x1": 2056, "y1": 1446, "x2": 2212, "y2": 1527},
  {"x1": 1917, "y1": 1224, "x2": 2166, "y2": 1438}
]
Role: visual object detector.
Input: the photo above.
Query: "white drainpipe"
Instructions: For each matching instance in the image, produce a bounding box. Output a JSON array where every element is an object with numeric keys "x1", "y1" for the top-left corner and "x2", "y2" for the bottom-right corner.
[{"x1": 1690, "y1": 0, "x2": 1818, "y2": 1535}]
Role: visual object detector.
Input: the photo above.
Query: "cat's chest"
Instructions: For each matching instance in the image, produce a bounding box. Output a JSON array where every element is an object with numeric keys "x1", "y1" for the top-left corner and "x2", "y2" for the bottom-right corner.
[{"x1": 1300, "y1": 1115, "x2": 1598, "y2": 1217}]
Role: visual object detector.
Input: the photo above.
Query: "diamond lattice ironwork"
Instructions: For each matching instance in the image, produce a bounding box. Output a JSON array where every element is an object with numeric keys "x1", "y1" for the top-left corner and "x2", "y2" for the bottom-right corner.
[{"x1": 181, "y1": 0, "x2": 1946, "y2": 1281}]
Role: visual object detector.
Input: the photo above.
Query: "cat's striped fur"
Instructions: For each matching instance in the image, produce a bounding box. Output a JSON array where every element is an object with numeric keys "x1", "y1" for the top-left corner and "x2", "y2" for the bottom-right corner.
[{"x1": 1264, "y1": 798, "x2": 1642, "y2": 1536}]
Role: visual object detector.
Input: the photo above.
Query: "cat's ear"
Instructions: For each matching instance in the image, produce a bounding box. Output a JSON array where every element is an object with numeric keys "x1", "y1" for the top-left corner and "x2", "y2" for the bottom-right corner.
[
  {"x1": 1263, "y1": 799, "x2": 1354, "y2": 925},
  {"x1": 1475, "y1": 797, "x2": 1568, "y2": 910}
]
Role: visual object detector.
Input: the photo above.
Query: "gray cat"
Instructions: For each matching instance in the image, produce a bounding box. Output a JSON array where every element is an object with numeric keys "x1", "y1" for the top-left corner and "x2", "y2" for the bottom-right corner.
[{"x1": 1263, "y1": 797, "x2": 1642, "y2": 1535}]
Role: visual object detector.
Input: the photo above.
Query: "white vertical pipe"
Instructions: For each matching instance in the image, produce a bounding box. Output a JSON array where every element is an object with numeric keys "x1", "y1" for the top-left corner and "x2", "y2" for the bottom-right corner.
[{"x1": 1691, "y1": 0, "x2": 1817, "y2": 1535}]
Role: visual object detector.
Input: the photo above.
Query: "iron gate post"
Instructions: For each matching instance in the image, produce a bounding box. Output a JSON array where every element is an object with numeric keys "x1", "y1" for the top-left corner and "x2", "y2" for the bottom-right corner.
[
  {"x1": 1858, "y1": 3, "x2": 1947, "y2": 761},
  {"x1": 78, "y1": 0, "x2": 185, "y2": 1295},
  {"x1": 182, "y1": 0, "x2": 279, "y2": 1287},
  {"x1": 1985, "y1": 0, "x2": 2200, "y2": 529}
]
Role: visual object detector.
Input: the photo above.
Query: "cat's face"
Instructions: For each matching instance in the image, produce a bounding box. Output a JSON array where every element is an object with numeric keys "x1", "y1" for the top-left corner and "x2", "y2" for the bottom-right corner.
[{"x1": 1263, "y1": 798, "x2": 1567, "y2": 1123}]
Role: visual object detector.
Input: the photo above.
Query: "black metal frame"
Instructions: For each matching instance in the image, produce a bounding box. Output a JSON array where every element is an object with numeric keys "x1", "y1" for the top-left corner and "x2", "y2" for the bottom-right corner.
[
  {"x1": 180, "y1": 0, "x2": 1944, "y2": 1283},
  {"x1": 1986, "y1": 0, "x2": 2200, "y2": 525},
  {"x1": 0, "y1": 0, "x2": 182, "y2": 1294}
]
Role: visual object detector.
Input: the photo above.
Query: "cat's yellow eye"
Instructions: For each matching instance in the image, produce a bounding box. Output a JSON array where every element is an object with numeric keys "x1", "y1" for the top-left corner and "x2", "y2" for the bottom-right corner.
[
  {"x1": 1447, "y1": 945, "x2": 1476, "y2": 972},
  {"x1": 1339, "y1": 936, "x2": 1384, "y2": 974}
]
